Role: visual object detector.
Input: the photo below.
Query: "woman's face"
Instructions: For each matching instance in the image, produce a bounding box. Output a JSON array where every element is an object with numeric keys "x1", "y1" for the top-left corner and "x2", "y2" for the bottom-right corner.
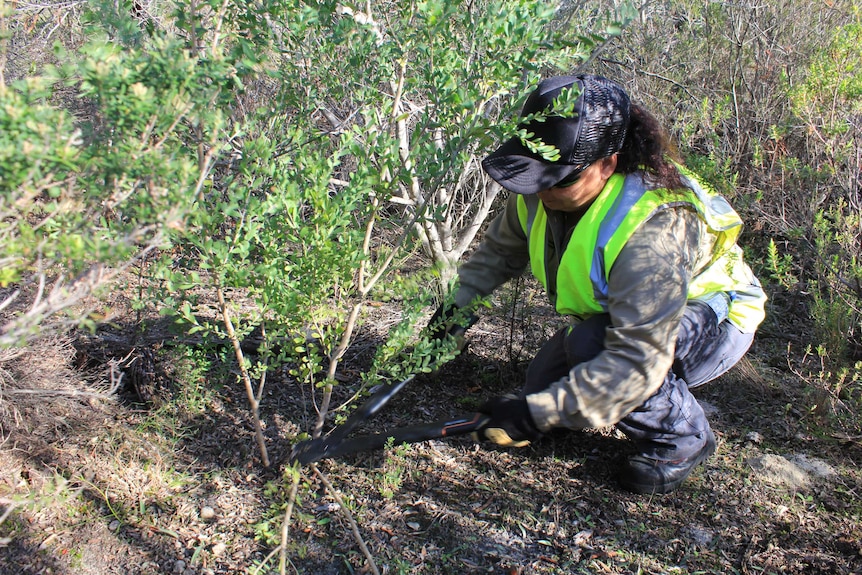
[{"x1": 536, "y1": 154, "x2": 618, "y2": 212}]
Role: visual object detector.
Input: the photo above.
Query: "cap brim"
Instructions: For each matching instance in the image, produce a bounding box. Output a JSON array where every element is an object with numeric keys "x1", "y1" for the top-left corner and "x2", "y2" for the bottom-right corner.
[{"x1": 482, "y1": 137, "x2": 581, "y2": 195}]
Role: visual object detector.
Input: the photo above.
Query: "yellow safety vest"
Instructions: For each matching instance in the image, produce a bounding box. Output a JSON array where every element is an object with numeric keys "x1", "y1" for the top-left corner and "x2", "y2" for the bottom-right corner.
[{"x1": 516, "y1": 172, "x2": 766, "y2": 332}]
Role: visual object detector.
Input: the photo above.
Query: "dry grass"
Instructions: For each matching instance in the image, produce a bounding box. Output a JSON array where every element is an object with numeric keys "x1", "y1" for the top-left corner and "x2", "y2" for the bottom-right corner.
[{"x1": 0, "y1": 335, "x2": 114, "y2": 437}]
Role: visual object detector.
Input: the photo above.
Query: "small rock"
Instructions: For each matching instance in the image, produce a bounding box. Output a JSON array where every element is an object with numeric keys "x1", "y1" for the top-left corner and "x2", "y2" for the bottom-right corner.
[
  {"x1": 173, "y1": 560, "x2": 186, "y2": 573},
  {"x1": 200, "y1": 506, "x2": 216, "y2": 521},
  {"x1": 314, "y1": 503, "x2": 340, "y2": 513},
  {"x1": 682, "y1": 525, "x2": 714, "y2": 547},
  {"x1": 212, "y1": 542, "x2": 227, "y2": 556},
  {"x1": 790, "y1": 454, "x2": 836, "y2": 479},
  {"x1": 745, "y1": 431, "x2": 763, "y2": 444},
  {"x1": 698, "y1": 400, "x2": 719, "y2": 417},
  {"x1": 108, "y1": 520, "x2": 121, "y2": 532},
  {"x1": 573, "y1": 530, "x2": 593, "y2": 546},
  {"x1": 747, "y1": 454, "x2": 810, "y2": 489}
]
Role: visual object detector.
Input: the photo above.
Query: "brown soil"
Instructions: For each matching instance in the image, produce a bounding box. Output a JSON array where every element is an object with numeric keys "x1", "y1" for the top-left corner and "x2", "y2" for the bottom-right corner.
[{"x1": 1, "y1": 281, "x2": 861, "y2": 575}]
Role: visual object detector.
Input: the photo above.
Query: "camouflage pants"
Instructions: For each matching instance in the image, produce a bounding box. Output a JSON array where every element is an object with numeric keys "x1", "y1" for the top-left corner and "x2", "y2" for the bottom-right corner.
[{"x1": 521, "y1": 299, "x2": 754, "y2": 461}]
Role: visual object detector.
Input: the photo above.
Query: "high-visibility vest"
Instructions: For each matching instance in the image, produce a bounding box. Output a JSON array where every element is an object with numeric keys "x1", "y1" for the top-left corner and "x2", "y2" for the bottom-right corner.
[{"x1": 516, "y1": 172, "x2": 766, "y2": 332}]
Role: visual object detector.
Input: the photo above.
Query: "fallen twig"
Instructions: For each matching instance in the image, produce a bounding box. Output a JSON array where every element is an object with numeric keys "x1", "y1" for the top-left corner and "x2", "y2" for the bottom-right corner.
[{"x1": 312, "y1": 464, "x2": 380, "y2": 575}]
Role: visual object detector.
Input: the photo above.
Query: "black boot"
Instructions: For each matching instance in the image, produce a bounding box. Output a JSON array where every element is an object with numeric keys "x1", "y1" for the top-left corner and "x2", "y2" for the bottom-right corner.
[{"x1": 619, "y1": 429, "x2": 716, "y2": 494}]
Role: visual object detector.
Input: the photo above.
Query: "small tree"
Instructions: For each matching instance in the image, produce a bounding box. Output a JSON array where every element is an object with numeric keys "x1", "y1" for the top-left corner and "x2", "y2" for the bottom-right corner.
[{"x1": 144, "y1": 0, "x2": 632, "y2": 463}]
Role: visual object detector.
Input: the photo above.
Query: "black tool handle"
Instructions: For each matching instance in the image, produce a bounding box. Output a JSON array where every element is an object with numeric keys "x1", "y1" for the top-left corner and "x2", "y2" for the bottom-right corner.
[
  {"x1": 289, "y1": 412, "x2": 489, "y2": 465},
  {"x1": 324, "y1": 375, "x2": 416, "y2": 446}
]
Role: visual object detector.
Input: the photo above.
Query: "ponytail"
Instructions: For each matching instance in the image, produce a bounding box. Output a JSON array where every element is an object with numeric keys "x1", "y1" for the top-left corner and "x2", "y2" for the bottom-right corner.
[{"x1": 616, "y1": 104, "x2": 685, "y2": 190}]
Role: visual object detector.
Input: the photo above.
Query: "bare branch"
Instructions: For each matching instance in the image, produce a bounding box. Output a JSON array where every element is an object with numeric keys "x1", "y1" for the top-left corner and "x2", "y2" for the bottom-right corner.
[
  {"x1": 217, "y1": 286, "x2": 270, "y2": 467},
  {"x1": 313, "y1": 303, "x2": 362, "y2": 439},
  {"x1": 312, "y1": 465, "x2": 380, "y2": 575}
]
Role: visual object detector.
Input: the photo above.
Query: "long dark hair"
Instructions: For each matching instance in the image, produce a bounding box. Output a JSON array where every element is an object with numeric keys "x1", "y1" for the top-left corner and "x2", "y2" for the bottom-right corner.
[{"x1": 616, "y1": 103, "x2": 686, "y2": 190}]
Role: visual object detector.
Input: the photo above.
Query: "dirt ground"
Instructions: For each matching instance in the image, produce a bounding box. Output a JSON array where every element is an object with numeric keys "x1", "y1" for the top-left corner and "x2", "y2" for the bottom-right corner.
[{"x1": 1, "y1": 280, "x2": 861, "y2": 575}]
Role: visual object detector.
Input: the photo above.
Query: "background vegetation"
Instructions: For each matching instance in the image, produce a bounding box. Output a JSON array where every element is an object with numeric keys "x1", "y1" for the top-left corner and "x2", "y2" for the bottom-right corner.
[{"x1": 1, "y1": 0, "x2": 860, "y2": 574}]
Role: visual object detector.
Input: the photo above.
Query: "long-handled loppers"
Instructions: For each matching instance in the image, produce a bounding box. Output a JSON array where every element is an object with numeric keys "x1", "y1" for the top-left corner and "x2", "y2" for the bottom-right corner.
[{"x1": 289, "y1": 374, "x2": 488, "y2": 465}]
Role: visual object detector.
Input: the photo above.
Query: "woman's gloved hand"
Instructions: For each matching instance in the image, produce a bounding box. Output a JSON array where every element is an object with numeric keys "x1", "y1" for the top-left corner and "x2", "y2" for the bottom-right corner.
[
  {"x1": 426, "y1": 303, "x2": 478, "y2": 344},
  {"x1": 476, "y1": 394, "x2": 542, "y2": 447}
]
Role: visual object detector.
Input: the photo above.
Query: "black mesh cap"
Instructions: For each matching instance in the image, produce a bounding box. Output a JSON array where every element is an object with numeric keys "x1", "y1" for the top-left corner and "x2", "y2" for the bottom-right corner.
[{"x1": 482, "y1": 75, "x2": 631, "y2": 194}]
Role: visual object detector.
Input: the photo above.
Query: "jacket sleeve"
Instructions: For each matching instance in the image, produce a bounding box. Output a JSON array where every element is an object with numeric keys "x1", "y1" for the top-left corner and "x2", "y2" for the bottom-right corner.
[
  {"x1": 453, "y1": 193, "x2": 531, "y2": 308},
  {"x1": 526, "y1": 207, "x2": 703, "y2": 431}
]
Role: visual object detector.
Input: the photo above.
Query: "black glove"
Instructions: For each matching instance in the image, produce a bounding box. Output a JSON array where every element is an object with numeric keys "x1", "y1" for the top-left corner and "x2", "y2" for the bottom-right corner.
[
  {"x1": 477, "y1": 394, "x2": 541, "y2": 447},
  {"x1": 426, "y1": 303, "x2": 478, "y2": 342}
]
